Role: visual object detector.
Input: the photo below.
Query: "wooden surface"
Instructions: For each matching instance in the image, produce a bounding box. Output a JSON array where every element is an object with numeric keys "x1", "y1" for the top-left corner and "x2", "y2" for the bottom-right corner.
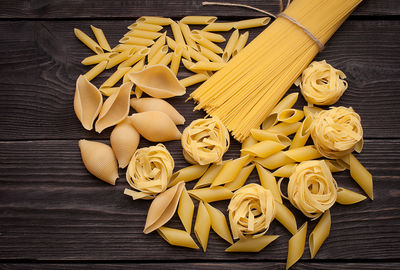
[{"x1": 0, "y1": 0, "x2": 399, "y2": 269}]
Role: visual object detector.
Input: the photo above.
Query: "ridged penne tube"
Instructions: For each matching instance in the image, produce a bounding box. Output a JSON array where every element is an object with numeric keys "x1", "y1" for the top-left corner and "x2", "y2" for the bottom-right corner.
[
  {"x1": 95, "y1": 82, "x2": 132, "y2": 133},
  {"x1": 342, "y1": 154, "x2": 373, "y2": 200},
  {"x1": 234, "y1": 17, "x2": 271, "y2": 29},
  {"x1": 251, "y1": 130, "x2": 291, "y2": 147},
  {"x1": 181, "y1": 59, "x2": 198, "y2": 73},
  {"x1": 168, "y1": 164, "x2": 209, "y2": 187},
  {"x1": 224, "y1": 163, "x2": 255, "y2": 191},
  {"x1": 274, "y1": 202, "x2": 297, "y2": 235},
  {"x1": 74, "y1": 75, "x2": 102, "y2": 130},
  {"x1": 179, "y1": 22, "x2": 197, "y2": 49},
  {"x1": 119, "y1": 36, "x2": 155, "y2": 47},
  {"x1": 193, "y1": 162, "x2": 225, "y2": 189},
  {"x1": 211, "y1": 155, "x2": 249, "y2": 187},
  {"x1": 262, "y1": 113, "x2": 279, "y2": 130},
  {"x1": 78, "y1": 140, "x2": 118, "y2": 185},
  {"x1": 84, "y1": 60, "x2": 107, "y2": 81},
  {"x1": 147, "y1": 45, "x2": 168, "y2": 66},
  {"x1": 232, "y1": 32, "x2": 249, "y2": 57},
  {"x1": 74, "y1": 28, "x2": 103, "y2": 54},
  {"x1": 309, "y1": 210, "x2": 331, "y2": 258},
  {"x1": 123, "y1": 59, "x2": 145, "y2": 83},
  {"x1": 106, "y1": 48, "x2": 135, "y2": 69},
  {"x1": 190, "y1": 61, "x2": 226, "y2": 72},
  {"x1": 267, "y1": 122, "x2": 302, "y2": 136},
  {"x1": 170, "y1": 45, "x2": 183, "y2": 75},
  {"x1": 204, "y1": 202, "x2": 233, "y2": 244},
  {"x1": 171, "y1": 21, "x2": 185, "y2": 45},
  {"x1": 166, "y1": 37, "x2": 191, "y2": 60},
  {"x1": 188, "y1": 186, "x2": 233, "y2": 202},
  {"x1": 336, "y1": 187, "x2": 367, "y2": 205},
  {"x1": 194, "y1": 201, "x2": 211, "y2": 252},
  {"x1": 148, "y1": 32, "x2": 167, "y2": 61},
  {"x1": 136, "y1": 16, "x2": 173, "y2": 26},
  {"x1": 191, "y1": 30, "x2": 226, "y2": 43},
  {"x1": 125, "y1": 29, "x2": 162, "y2": 40},
  {"x1": 303, "y1": 105, "x2": 324, "y2": 118},
  {"x1": 118, "y1": 47, "x2": 149, "y2": 68},
  {"x1": 112, "y1": 44, "x2": 143, "y2": 52},
  {"x1": 187, "y1": 46, "x2": 209, "y2": 62},
  {"x1": 143, "y1": 181, "x2": 184, "y2": 234},
  {"x1": 222, "y1": 29, "x2": 239, "y2": 62},
  {"x1": 290, "y1": 116, "x2": 312, "y2": 150},
  {"x1": 129, "y1": 111, "x2": 181, "y2": 142},
  {"x1": 100, "y1": 67, "x2": 130, "y2": 89},
  {"x1": 273, "y1": 164, "x2": 297, "y2": 178},
  {"x1": 110, "y1": 119, "x2": 140, "y2": 168},
  {"x1": 241, "y1": 135, "x2": 257, "y2": 157},
  {"x1": 159, "y1": 52, "x2": 173, "y2": 66},
  {"x1": 90, "y1": 25, "x2": 112, "y2": 51},
  {"x1": 202, "y1": 22, "x2": 234, "y2": 32},
  {"x1": 178, "y1": 187, "x2": 195, "y2": 233},
  {"x1": 157, "y1": 227, "x2": 199, "y2": 249},
  {"x1": 181, "y1": 16, "x2": 217, "y2": 25},
  {"x1": 241, "y1": 140, "x2": 286, "y2": 159},
  {"x1": 286, "y1": 222, "x2": 308, "y2": 270},
  {"x1": 255, "y1": 151, "x2": 294, "y2": 170},
  {"x1": 200, "y1": 46, "x2": 223, "y2": 63},
  {"x1": 128, "y1": 65, "x2": 186, "y2": 98},
  {"x1": 284, "y1": 145, "x2": 323, "y2": 162},
  {"x1": 99, "y1": 87, "x2": 119, "y2": 97},
  {"x1": 225, "y1": 235, "x2": 279, "y2": 252},
  {"x1": 256, "y1": 164, "x2": 282, "y2": 203},
  {"x1": 81, "y1": 52, "x2": 112, "y2": 65},
  {"x1": 130, "y1": 97, "x2": 185, "y2": 125},
  {"x1": 180, "y1": 73, "x2": 208, "y2": 88},
  {"x1": 191, "y1": 33, "x2": 223, "y2": 54},
  {"x1": 278, "y1": 109, "x2": 304, "y2": 123},
  {"x1": 271, "y1": 93, "x2": 299, "y2": 115},
  {"x1": 325, "y1": 159, "x2": 348, "y2": 172},
  {"x1": 128, "y1": 22, "x2": 163, "y2": 32}
]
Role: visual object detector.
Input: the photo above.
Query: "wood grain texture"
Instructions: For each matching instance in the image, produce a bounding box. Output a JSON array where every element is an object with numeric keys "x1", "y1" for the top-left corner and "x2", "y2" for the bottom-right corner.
[
  {"x1": 0, "y1": 20, "x2": 399, "y2": 140},
  {"x1": 0, "y1": 0, "x2": 398, "y2": 18},
  {"x1": 0, "y1": 139, "x2": 398, "y2": 260}
]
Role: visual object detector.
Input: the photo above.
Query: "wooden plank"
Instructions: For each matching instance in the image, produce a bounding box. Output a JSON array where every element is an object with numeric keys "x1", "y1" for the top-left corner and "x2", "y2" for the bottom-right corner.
[
  {"x1": 0, "y1": 139, "x2": 398, "y2": 260},
  {"x1": 0, "y1": 19, "x2": 399, "y2": 140},
  {"x1": 0, "y1": 0, "x2": 398, "y2": 18}
]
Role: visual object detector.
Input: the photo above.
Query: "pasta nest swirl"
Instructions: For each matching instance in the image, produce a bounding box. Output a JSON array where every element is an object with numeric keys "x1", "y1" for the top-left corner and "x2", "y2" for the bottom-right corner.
[
  {"x1": 288, "y1": 160, "x2": 337, "y2": 219},
  {"x1": 295, "y1": 60, "x2": 348, "y2": 105},
  {"x1": 311, "y1": 106, "x2": 363, "y2": 159},
  {"x1": 181, "y1": 117, "x2": 230, "y2": 165},
  {"x1": 126, "y1": 143, "x2": 174, "y2": 199},
  {"x1": 228, "y1": 184, "x2": 275, "y2": 240}
]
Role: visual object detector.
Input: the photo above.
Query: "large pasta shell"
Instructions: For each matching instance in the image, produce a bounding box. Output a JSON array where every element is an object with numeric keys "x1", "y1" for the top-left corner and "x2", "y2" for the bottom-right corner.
[
  {"x1": 74, "y1": 75, "x2": 103, "y2": 130},
  {"x1": 95, "y1": 82, "x2": 133, "y2": 133},
  {"x1": 78, "y1": 139, "x2": 118, "y2": 185},
  {"x1": 129, "y1": 111, "x2": 182, "y2": 142},
  {"x1": 144, "y1": 181, "x2": 185, "y2": 234},
  {"x1": 130, "y1": 97, "x2": 185, "y2": 125},
  {"x1": 128, "y1": 65, "x2": 186, "y2": 98},
  {"x1": 110, "y1": 118, "x2": 140, "y2": 169}
]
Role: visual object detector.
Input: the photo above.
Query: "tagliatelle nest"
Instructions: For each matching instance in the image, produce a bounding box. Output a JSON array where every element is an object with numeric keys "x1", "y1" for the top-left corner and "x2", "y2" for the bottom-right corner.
[
  {"x1": 311, "y1": 106, "x2": 363, "y2": 159},
  {"x1": 181, "y1": 117, "x2": 230, "y2": 165},
  {"x1": 288, "y1": 160, "x2": 337, "y2": 219},
  {"x1": 126, "y1": 143, "x2": 174, "y2": 199},
  {"x1": 228, "y1": 184, "x2": 275, "y2": 240}
]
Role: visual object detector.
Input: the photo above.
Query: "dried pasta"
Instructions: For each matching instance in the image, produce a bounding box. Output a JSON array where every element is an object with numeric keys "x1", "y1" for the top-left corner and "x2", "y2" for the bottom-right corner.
[
  {"x1": 309, "y1": 210, "x2": 331, "y2": 258},
  {"x1": 286, "y1": 222, "x2": 307, "y2": 270},
  {"x1": 336, "y1": 187, "x2": 367, "y2": 205},
  {"x1": 225, "y1": 235, "x2": 279, "y2": 252},
  {"x1": 157, "y1": 226, "x2": 199, "y2": 249},
  {"x1": 168, "y1": 164, "x2": 209, "y2": 187},
  {"x1": 211, "y1": 155, "x2": 249, "y2": 187},
  {"x1": 205, "y1": 202, "x2": 233, "y2": 244},
  {"x1": 188, "y1": 186, "x2": 233, "y2": 202},
  {"x1": 178, "y1": 187, "x2": 195, "y2": 234},
  {"x1": 194, "y1": 201, "x2": 211, "y2": 252}
]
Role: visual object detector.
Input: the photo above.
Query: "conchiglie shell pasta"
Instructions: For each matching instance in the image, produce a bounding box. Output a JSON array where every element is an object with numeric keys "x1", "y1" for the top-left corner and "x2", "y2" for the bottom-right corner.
[
  {"x1": 130, "y1": 98, "x2": 185, "y2": 125},
  {"x1": 129, "y1": 111, "x2": 182, "y2": 142},
  {"x1": 128, "y1": 65, "x2": 186, "y2": 98},
  {"x1": 95, "y1": 82, "x2": 133, "y2": 133},
  {"x1": 74, "y1": 75, "x2": 103, "y2": 130},
  {"x1": 78, "y1": 139, "x2": 118, "y2": 185},
  {"x1": 110, "y1": 119, "x2": 140, "y2": 168}
]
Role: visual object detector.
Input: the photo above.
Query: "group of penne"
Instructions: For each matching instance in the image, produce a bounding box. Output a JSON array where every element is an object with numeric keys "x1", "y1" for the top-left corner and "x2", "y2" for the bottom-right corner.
[{"x1": 74, "y1": 15, "x2": 271, "y2": 97}]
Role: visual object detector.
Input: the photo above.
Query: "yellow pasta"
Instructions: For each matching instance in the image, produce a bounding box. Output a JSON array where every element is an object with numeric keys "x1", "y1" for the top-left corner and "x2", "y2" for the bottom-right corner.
[
  {"x1": 166, "y1": 36, "x2": 191, "y2": 60},
  {"x1": 273, "y1": 163, "x2": 297, "y2": 178},
  {"x1": 100, "y1": 67, "x2": 130, "y2": 90},
  {"x1": 290, "y1": 116, "x2": 312, "y2": 149},
  {"x1": 336, "y1": 187, "x2": 367, "y2": 205},
  {"x1": 224, "y1": 163, "x2": 255, "y2": 191},
  {"x1": 286, "y1": 222, "x2": 307, "y2": 270},
  {"x1": 74, "y1": 28, "x2": 104, "y2": 54},
  {"x1": 159, "y1": 52, "x2": 173, "y2": 66},
  {"x1": 222, "y1": 29, "x2": 239, "y2": 62},
  {"x1": 147, "y1": 45, "x2": 168, "y2": 66},
  {"x1": 303, "y1": 105, "x2": 324, "y2": 118},
  {"x1": 81, "y1": 52, "x2": 113, "y2": 65},
  {"x1": 232, "y1": 31, "x2": 249, "y2": 57},
  {"x1": 137, "y1": 16, "x2": 173, "y2": 26},
  {"x1": 168, "y1": 164, "x2": 209, "y2": 187},
  {"x1": 274, "y1": 202, "x2": 297, "y2": 235},
  {"x1": 90, "y1": 25, "x2": 112, "y2": 51},
  {"x1": 191, "y1": 32, "x2": 223, "y2": 54},
  {"x1": 188, "y1": 186, "x2": 233, "y2": 202},
  {"x1": 127, "y1": 22, "x2": 163, "y2": 32},
  {"x1": 180, "y1": 73, "x2": 209, "y2": 88},
  {"x1": 181, "y1": 16, "x2": 217, "y2": 25},
  {"x1": 278, "y1": 109, "x2": 304, "y2": 123},
  {"x1": 341, "y1": 154, "x2": 373, "y2": 199},
  {"x1": 199, "y1": 46, "x2": 223, "y2": 63},
  {"x1": 194, "y1": 162, "x2": 225, "y2": 189},
  {"x1": 178, "y1": 22, "x2": 197, "y2": 49},
  {"x1": 123, "y1": 59, "x2": 145, "y2": 83},
  {"x1": 251, "y1": 130, "x2": 291, "y2": 146},
  {"x1": 325, "y1": 159, "x2": 348, "y2": 172},
  {"x1": 234, "y1": 17, "x2": 271, "y2": 29},
  {"x1": 157, "y1": 226, "x2": 199, "y2": 249},
  {"x1": 112, "y1": 44, "x2": 143, "y2": 52},
  {"x1": 171, "y1": 21, "x2": 186, "y2": 46},
  {"x1": 241, "y1": 140, "x2": 286, "y2": 158},
  {"x1": 309, "y1": 210, "x2": 331, "y2": 258},
  {"x1": 284, "y1": 145, "x2": 323, "y2": 162},
  {"x1": 190, "y1": 61, "x2": 226, "y2": 72},
  {"x1": 118, "y1": 47, "x2": 149, "y2": 68},
  {"x1": 240, "y1": 135, "x2": 257, "y2": 157},
  {"x1": 84, "y1": 60, "x2": 107, "y2": 81},
  {"x1": 194, "y1": 201, "x2": 211, "y2": 252},
  {"x1": 202, "y1": 22, "x2": 235, "y2": 32},
  {"x1": 267, "y1": 122, "x2": 302, "y2": 136},
  {"x1": 225, "y1": 235, "x2": 279, "y2": 252},
  {"x1": 204, "y1": 202, "x2": 233, "y2": 244},
  {"x1": 119, "y1": 36, "x2": 155, "y2": 46},
  {"x1": 211, "y1": 155, "x2": 249, "y2": 187},
  {"x1": 170, "y1": 45, "x2": 183, "y2": 75},
  {"x1": 178, "y1": 187, "x2": 195, "y2": 234},
  {"x1": 255, "y1": 151, "x2": 294, "y2": 170},
  {"x1": 256, "y1": 164, "x2": 282, "y2": 203},
  {"x1": 187, "y1": 46, "x2": 209, "y2": 62},
  {"x1": 98, "y1": 87, "x2": 119, "y2": 97},
  {"x1": 191, "y1": 30, "x2": 226, "y2": 43},
  {"x1": 262, "y1": 93, "x2": 298, "y2": 129},
  {"x1": 106, "y1": 48, "x2": 135, "y2": 69},
  {"x1": 148, "y1": 32, "x2": 167, "y2": 61}
]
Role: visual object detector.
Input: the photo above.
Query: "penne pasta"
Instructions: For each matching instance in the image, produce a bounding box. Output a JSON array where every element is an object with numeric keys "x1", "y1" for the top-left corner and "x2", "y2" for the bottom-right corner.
[
  {"x1": 119, "y1": 36, "x2": 155, "y2": 46},
  {"x1": 309, "y1": 210, "x2": 331, "y2": 258},
  {"x1": 284, "y1": 145, "x2": 323, "y2": 162},
  {"x1": 267, "y1": 122, "x2": 302, "y2": 136},
  {"x1": 99, "y1": 87, "x2": 119, "y2": 97},
  {"x1": 166, "y1": 36, "x2": 191, "y2": 60},
  {"x1": 157, "y1": 226, "x2": 199, "y2": 249},
  {"x1": 189, "y1": 61, "x2": 226, "y2": 72},
  {"x1": 234, "y1": 17, "x2": 271, "y2": 29},
  {"x1": 303, "y1": 105, "x2": 324, "y2": 118},
  {"x1": 199, "y1": 46, "x2": 223, "y2": 63},
  {"x1": 191, "y1": 32, "x2": 223, "y2": 54},
  {"x1": 241, "y1": 140, "x2": 286, "y2": 158},
  {"x1": 251, "y1": 130, "x2": 291, "y2": 146},
  {"x1": 74, "y1": 28, "x2": 104, "y2": 54},
  {"x1": 181, "y1": 16, "x2": 217, "y2": 25},
  {"x1": 194, "y1": 162, "x2": 225, "y2": 189},
  {"x1": 100, "y1": 67, "x2": 130, "y2": 89},
  {"x1": 222, "y1": 29, "x2": 239, "y2": 62},
  {"x1": 203, "y1": 22, "x2": 235, "y2": 32},
  {"x1": 168, "y1": 164, "x2": 209, "y2": 187},
  {"x1": 256, "y1": 164, "x2": 282, "y2": 203},
  {"x1": 106, "y1": 48, "x2": 135, "y2": 69},
  {"x1": 232, "y1": 31, "x2": 249, "y2": 57},
  {"x1": 278, "y1": 109, "x2": 305, "y2": 123},
  {"x1": 261, "y1": 113, "x2": 278, "y2": 130},
  {"x1": 137, "y1": 16, "x2": 173, "y2": 26},
  {"x1": 341, "y1": 154, "x2": 373, "y2": 199},
  {"x1": 273, "y1": 163, "x2": 297, "y2": 178},
  {"x1": 158, "y1": 52, "x2": 173, "y2": 66},
  {"x1": 224, "y1": 163, "x2": 255, "y2": 191},
  {"x1": 336, "y1": 187, "x2": 367, "y2": 205},
  {"x1": 286, "y1": 222, "x2": 308, "y2": 270},
  {"x1": 325, "y1": 159, "x2": 348, "y2": 172},
  {"x1": 170, "y1": 44, "x2": 184, "y2": 75},
  {"x1": 191, "y1": 30, "x2": 226, "y2": 43},
  {"x1": 84, "y1": 60, "x2": 107, "y2": 81},
  {"x1": 125, "y1": 29, "x2": 163, "y2": 40},
  {"x1": 271, "y1": 93, "x2": 299, "y2": 115},
  {"x1": 225, "y1": 235, "x2": 279, "y2": 252},
  {"x1": 194, "y1": 201, "x2": 211, "y2": 252},
  {"x1": 90, "y1": 25, "x2": 112, "y2": 51},
  {"x1": 148, "y1": 32, "x2": 167, "y2": 62},
  {"x1": 179, "y1": 22, "x2": 197, "y2": 49},
  {"x1": 123, "y1": 59, "x2": 145, "y2": 83},
  {"x1": 178, "y1": 187, "x2": 195, "y2": 234},
  {"x1": 211, "y1": 156, "x2": 249, "y2": 187},
  {"x1": 188, "y1": 186, "x2": 233, "y2": 202},
  {"x1": 180, "y1": 73, "x2": 208, "y2": 88},
  {"x1": 204, "y1": 202, "x2": 233, "y2": 244},
  {"x1": 255, "y1": 151, "x2": 294, "y2": 170},
  {"x1": 127, "y1": 22, "x2": 163, "y2": 32},
  {"x1": 147, "y1": 45, "x2": 168, "y2": 66},
  {"x1": 241, "y1": 135, "x2": 257, "y2": 157},
  {"x1": 112, "y1": 44, "x2": 143, "y2": 52},
  {"x1": 186, "y1": 47, "x2": 209, "y2": 62},
  {"x1": 171, "y1": 21, "x2": 186, "y2": 46},
  {"x1": 118, "y1": 47, "x2": 149, "y2": 68},
  {"x1": 289, "y1": 116, "x2": 312, "y2": 149},
  {"x1": 81, "y1": 52, "x2": 113, "y2": 65},
  {"x1": 274, "y1": 202, "x2": 297, "y2": 235}
]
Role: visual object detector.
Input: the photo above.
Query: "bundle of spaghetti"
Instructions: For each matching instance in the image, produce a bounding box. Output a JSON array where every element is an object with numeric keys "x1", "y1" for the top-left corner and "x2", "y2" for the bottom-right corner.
[{"x1": 190, "y1": 0, "x2": 362, "y2": 142}]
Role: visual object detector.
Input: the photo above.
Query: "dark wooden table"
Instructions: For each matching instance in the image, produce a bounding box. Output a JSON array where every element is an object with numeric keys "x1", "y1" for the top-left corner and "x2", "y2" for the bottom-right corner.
[{"x1": 0, "y1": 0, "x2": 399, "y2": 269}]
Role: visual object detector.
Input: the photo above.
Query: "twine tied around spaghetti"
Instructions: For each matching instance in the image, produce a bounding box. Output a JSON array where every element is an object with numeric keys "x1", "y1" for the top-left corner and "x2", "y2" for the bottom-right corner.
[{"x1": 202, "y1": 0, "x2": 325, "y2": 51}]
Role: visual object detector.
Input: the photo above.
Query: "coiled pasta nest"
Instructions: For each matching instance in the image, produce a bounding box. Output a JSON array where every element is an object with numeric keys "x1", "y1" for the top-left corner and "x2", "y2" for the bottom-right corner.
[
  {"x1": 126, "y1": 143, "x2": 174, "y2": 199},
  {"x1": 295, "y1": 60, "x2": 348, "y2": 105},
  {"x1": 311, "y1": 106, "x2": 363, "y2": 159},
  {"x1": 288, "y1": 160, "x2": 337, "y2": 219},
  {"x1": 228, "y1": 184, "x2": 275, "y2": 239},
  {"x1": 181, "y1": 117, "x2": 230, "y2": 165}
]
